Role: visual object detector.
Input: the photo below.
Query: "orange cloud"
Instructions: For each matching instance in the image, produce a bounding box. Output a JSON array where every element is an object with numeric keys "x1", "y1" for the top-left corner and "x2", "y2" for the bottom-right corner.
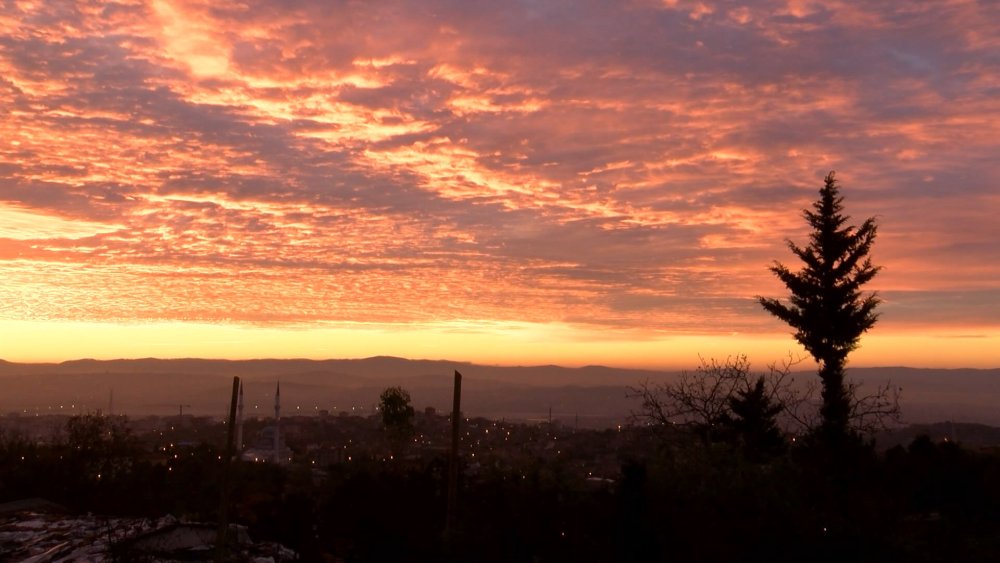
[{"x1": 0, "y1": 0, "x2": 997, "y2": 366}]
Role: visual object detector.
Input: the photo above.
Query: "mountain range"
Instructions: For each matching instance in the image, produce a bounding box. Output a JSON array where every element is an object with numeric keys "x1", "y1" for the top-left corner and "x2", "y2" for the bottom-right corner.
[{"x1": 0, "y1": 357, "x2": 997, "y2": 427}]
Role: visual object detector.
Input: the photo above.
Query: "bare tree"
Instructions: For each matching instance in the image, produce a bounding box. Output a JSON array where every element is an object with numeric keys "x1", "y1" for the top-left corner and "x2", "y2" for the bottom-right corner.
[
  {"x1": 847, "y1": 379, "x2": 902, "y2": 435},
  {"x1": 629, "y1": 354, "x2": 901, "y2": 442},
  {"x1": 629, "y1": 355, "x2": 806, "y2": 439}
]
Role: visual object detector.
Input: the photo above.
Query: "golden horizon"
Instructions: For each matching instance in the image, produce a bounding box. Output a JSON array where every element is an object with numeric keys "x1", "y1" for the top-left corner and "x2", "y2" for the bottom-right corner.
[{"x1": 2, "y1": 320, "x2": 996, "y2": 370}]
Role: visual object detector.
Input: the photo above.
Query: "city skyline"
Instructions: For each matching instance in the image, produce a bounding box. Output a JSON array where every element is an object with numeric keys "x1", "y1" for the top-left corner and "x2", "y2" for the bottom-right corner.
[{"x1": 1, "y1": 1, "x2": 997, "y2": 368}]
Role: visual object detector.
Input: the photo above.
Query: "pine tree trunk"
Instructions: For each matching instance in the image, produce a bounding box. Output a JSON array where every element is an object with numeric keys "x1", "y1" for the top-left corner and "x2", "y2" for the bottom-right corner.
[{"x1": 818, "y1": 357, "x2": 850, "y2": 441}]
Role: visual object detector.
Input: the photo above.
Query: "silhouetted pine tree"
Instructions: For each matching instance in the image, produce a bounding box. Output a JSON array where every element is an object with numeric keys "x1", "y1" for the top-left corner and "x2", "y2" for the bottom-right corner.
[
  {"x1": 758, "y1": 171, "x2": 880, "y2": 443},
  {"x1": 721, "y1": 377, "x2": 785, "y2": 459}
]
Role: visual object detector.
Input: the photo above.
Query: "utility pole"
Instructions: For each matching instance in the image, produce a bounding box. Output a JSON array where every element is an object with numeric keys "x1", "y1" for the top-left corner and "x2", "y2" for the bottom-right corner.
[
  {"x1": 445, "y1": 370, "x2": 463, "y2": 546},
  {"x1": 274, "y1": 382, "x2": 281, "y2": 463},
  {"x1": 215, "y1": 376, "x2": 240, "y2": 562},
  {"x1": 236, "y1": 381, "x2": 244, "y2": 452}
]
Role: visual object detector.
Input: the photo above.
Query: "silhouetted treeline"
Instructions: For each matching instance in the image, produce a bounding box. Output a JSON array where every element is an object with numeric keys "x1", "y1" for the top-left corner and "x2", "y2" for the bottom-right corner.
[{"x1": 2, "y1": 415, "x2": 1000, "y2": 561}]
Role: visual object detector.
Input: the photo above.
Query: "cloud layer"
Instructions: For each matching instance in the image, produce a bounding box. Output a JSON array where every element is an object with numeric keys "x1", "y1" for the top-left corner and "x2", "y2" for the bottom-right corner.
[{"x1": 1, "y1": 0, "x2": 997, "y2": 343}]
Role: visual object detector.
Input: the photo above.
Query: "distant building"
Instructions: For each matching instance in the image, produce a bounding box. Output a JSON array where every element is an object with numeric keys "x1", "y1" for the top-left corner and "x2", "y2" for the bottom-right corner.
[
  {"x1": 240, "y1": 382, "x2": 292, "y2": 464},
  {"x1": 241, "y1": 425, "x2": 292, "y2": 464}
]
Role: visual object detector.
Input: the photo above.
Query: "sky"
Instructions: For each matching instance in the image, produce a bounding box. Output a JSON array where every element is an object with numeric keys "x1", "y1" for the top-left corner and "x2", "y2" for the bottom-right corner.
[{"x1": 0, "y1": 0, "x2": 997, "y2": 369}]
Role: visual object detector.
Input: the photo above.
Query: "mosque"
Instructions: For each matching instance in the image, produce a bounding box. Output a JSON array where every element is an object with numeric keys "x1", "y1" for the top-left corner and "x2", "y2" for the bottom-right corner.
[{"x1": 238, "y1": 382, "x2": 292, "y2": 464}]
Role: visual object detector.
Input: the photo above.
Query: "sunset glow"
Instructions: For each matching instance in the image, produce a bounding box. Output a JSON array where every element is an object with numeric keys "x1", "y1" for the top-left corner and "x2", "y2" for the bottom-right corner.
[{"x1": 1, "y1": 0, "x2": 997, "y2": 368}]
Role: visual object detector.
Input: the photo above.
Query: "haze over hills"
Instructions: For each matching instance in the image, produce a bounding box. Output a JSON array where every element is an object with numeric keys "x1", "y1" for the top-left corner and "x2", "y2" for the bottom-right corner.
[{"x1": 0, "y1": 358, "x2": 997, "y2": 427}]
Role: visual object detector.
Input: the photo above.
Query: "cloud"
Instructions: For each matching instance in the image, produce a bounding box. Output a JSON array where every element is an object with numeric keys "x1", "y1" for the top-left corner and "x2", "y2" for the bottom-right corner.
[
  {"x1": 0, "y1": 205, "x2": 123, "y2": 240},
  {"x1": 0, "y1": 0, "x2": 996, "y2": 336}
]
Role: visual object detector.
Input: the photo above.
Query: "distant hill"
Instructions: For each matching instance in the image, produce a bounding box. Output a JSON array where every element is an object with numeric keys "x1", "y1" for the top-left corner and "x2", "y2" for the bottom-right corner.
[
  {"x1": 877, "y1": 421, "x2": 1000, "y2": 451},
  {"x1": 0, "y1": 358, "x2": 997, "y2": 427}
]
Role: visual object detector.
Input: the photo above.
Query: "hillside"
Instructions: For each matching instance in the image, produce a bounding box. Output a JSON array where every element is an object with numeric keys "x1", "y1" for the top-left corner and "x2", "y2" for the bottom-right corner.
[{"x1": 0, "y1": 358, "x2": 997, "y2": 426}]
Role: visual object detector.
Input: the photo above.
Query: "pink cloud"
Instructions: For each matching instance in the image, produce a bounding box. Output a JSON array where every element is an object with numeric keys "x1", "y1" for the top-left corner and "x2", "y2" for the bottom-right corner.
[{"x1": 0, "y1": 0, "x2": 996, "y2": 338}]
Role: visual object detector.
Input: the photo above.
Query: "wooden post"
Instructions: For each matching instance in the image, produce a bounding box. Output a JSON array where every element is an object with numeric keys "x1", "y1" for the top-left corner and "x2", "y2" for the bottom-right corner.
[
  {"x1": 445, "y1": 370, "x2": 463, "y2": 545},
  {"x1": 216, "y1": 376, "x2": 240, "y2": 561}
]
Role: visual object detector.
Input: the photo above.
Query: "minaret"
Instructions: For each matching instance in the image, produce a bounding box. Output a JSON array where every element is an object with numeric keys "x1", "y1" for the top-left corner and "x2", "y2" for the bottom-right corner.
[
  {"x1": 236, "y1": 381, "x2": 244, "y2": 452},
  {"x1": 274, "y1": 382, "x2": 281, "y2": 463}
]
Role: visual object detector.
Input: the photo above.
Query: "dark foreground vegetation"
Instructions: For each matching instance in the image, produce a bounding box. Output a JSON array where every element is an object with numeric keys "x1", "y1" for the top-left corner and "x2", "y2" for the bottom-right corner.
[{"x1": 2, "y1": 411, "x2": 1000, "y2": 562}]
